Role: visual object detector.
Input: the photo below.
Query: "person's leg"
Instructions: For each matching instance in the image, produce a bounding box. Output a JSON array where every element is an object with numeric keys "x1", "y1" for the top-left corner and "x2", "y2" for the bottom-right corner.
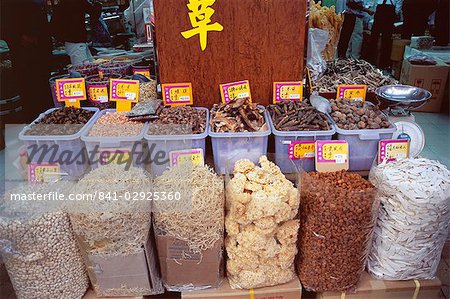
[
  {"x1": 349, "y1": 17, "x2": 364, "y2": 59},
  {"x1": 337, "y1": 13, "x2": 356, "y2": 58}
]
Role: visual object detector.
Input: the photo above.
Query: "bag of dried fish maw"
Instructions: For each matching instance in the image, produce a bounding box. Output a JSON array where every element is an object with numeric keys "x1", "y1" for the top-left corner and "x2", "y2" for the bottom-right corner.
[
  {"x1": 153, "y1": 163, "x2": 225, "y2": 291},
  {"x1": 0, "y1": 182, "x2": 89, "y2": 299},
  {"x1": 368, "y1": 158, "x2": 450, "y2": 280},
  {"x1": 225, "y1": 156, "x2": 300, "y2": 289},
  {"x1": 297, "y1": 170, "x2": 379, "y2": 292},
  {"x1": 68, "y1": 164, "x2": 163, "y2": 297}
]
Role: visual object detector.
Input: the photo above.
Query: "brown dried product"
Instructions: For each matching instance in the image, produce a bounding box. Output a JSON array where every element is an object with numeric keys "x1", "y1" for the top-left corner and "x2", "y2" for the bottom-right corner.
[
  {"x1": 139, "y1": 80, "x2": 158, "y2": 100},
  {"x1": 268, "y1": 101, "x2": 331, "y2": 131},
  {"x1": 149, "y1": 106, "x2": 207, "y2": 135},
  {"x1": 210, "y1": 98, "x2": 267, "y2": 133},
  {"x1": 89, "y1": 111, "x2": 144, "y2": 137},
  {"x1": 313, "y1": 59, "x2": 398, "y2": 92},
  {"x1": 25, "y1": 107, "x2": 95, "y2": 135},
  {"x1": 330, "y1": 98, "x2": 392, "y2": 130},
  {"x1": 297, "y1": 170, "x2": 379, "y2": 292}
]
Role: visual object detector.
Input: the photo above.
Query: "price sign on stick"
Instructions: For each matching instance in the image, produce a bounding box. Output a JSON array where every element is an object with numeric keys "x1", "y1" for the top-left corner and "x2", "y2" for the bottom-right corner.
[
  {"x1": 162, "y1": 83, "x2": 193, "y2": 106},
  {"x1": 55, "y1": 78, "x2": 87, "y2": 108},
  {"x1": 88, "y1": 85, "x2": 109, "y2": 103},
  {"x1": 273, "y1": 82, "x2": 303, "y2": 104},
  {"x1": 220, "y1": 80, "x2": 252, "y2": 104},
  {"x1": 110, "y1": 79, "x2": 140, "y2": 112},
  {"x1": 378, "y1": 139, "x2": 409, "y2": 163},
  {"x1": 337, "y1": 85, "x2": 367, "y2": 101},
  {"x1": 315, "y1": 140, "x2": 349, "y2": 172}
]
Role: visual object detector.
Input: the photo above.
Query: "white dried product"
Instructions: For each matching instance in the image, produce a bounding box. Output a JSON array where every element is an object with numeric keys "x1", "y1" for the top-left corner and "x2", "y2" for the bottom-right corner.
[
  {"x1": 89, "y1": 111, "x2": 144, "y2": 137},
  {"x1": 225, "y1": 156, "x2": 299, "y2": 289},
  {"x1": 368, "y1": 158, "x2": 450, "y2": 280},
  {"x1": 0, "y1": 182, "x2": 89, "y2": 299}
]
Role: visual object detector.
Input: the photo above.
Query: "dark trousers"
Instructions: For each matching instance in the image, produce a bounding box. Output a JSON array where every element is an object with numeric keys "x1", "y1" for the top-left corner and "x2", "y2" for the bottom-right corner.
[{"x1": 337, "y1": 13, "x2": 357, "y2": 58}]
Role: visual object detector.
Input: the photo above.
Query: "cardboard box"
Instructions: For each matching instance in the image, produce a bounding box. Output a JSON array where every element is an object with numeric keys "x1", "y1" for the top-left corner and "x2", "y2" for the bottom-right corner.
[
  {"x1": 83, "y1": 289, "x2": 143, "y2": 299},
  {"x1": 391, "y1": 39, "x2": 411, "y2": 62},
  {"x1": 156, "y1": 235, "x2": 223, "y2": 290},
  {"x1": 182, "y1": 277, "x2": 302, "y2": 299},
  {"x1": 316, "y1": 271, "x2": 441, "y2": 299},
  {"x1": 400, "y1": 58, "x2": 449, "y2": 112}
]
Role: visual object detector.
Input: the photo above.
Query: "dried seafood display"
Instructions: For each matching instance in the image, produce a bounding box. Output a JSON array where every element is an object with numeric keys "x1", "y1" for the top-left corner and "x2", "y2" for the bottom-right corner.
[
  {"x1": 313, "y1": 59, "x2": 398, "y2": 92},
  {"x1": 330, "y1": 98, "x2": 392, "y2": 130},
  {"x1": 89, "y1": 111, "x2": 144, "y2": 136},
  {"x1": 127, "y1": 98, "x2": 163, "y2": 122},
  {"x1": 225, "y1": 156, "x2": 299, "y2": 289},
  {"x1": 149, "y1": 106, "x2": 207, "y2": 135},
  {"x1": 298, "y1": 171, "x2": 378, "y2": 292},
  {"x1": 268, "y1": 101, "x2": 331, "y2": 131},
  {"x1": 210, "y1": 98, "x2": 267, "y2": 133},
  {"x1": 309, "y1": 2, "x2": 344, "y2": 61},
  {"x1": 368, "y1": 159, "x2": 450, "y2": 280}
]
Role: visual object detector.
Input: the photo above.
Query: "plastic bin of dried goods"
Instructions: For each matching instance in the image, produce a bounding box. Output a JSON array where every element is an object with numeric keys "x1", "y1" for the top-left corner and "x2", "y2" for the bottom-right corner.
[
  {"x1": 144, "y1": 107, "x2": 209, "y2": 176},
  {"x1": 85, "y1": 74, "x2": 121, "y2": 109},
  {"x1": 0, "y1": 182, "x2": 89, "y2": 299},
  {"x1": 209, "y1": 99, "x2": 271, "y2": 175},
  {"x1": 225, "y1": 155, "x2": 300, "y2": 289},
  {"x1": 49, "y1": 74, "x2": 69, "y2": 108},
  {"x1": 132, "y1": 59, "x2": 155, "y2": 78},
  {"x1": 98, "y1": 61, "x2": 131, "y2": 77},
  {"x1": 297, "y1": 170, "x2": 379, "y2": 292},
  {"x1": 18, "y1": 107, "x2": 99, "y2": 178},
  {"x1": 266, "y1": 102, "x2": 336, "y2": 173},
  {"x1": 153, "y1": 163, "x2": 225, "y2": 291},
  {"x1": 68, "y1": 164, "x2": 163, "y2": 297},
  {"x1": 81, "y1": 109, "x2": 148, "y2": 169},
  {"x1": 328, "y1": 99, "x2": 396, "y2": 171}
]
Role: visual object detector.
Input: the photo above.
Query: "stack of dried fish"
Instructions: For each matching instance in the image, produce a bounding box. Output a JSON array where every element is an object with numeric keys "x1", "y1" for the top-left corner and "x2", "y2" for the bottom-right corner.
[
  {"x1": 268, "y1": 101, "x2": 330, "y2": 131},
  {"x1": 210, "y1": 98, "x2": 266, "y2": 133},
  {"x1": 149, "y1": 106, "x2": 207, "y2": 135},
  {"x1": 313, "y1": 59, "x2": 398, "y2": 92}
]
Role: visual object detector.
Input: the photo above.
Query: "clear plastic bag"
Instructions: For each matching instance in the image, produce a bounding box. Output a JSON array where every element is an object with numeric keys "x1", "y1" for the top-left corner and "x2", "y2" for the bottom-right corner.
[
  {"x1": 368, "y1": 158, "x2": 450, "y2": 280},
  {"x1": 297, "y1": 170, "x2": 379, "y2": 292},
  {"x1": 307, "y1": 28, "x2": 329, "y2": 80}
]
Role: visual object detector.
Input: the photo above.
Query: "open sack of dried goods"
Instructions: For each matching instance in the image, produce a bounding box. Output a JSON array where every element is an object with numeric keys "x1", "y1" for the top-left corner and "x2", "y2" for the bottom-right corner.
[
  {"x1": 67, "y1": 164, "x2": 163, "y2": 297},
  {"x1": 225, "y1": 156, "x2": 300, "y2": 289},
  {"x1": 0, "y1": 182, "x2": 89, "y2": 299},
  {"x1": 153, "y1": 164, "x2": 225, "y2": 291},
  {"x1": 297, "y1": 171, "x2": 379, "y2": 292},
  {"x1": 368, "y1": 158, "x2": 450, "y2": 280}
]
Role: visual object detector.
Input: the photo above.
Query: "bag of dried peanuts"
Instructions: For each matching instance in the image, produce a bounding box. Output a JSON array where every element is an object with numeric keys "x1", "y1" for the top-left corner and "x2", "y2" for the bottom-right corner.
[
  {"x1": 225, "y1": 156, "x2": 300, "y2": 289},
  {"x1": 0, "y1": 181, "x2": 89, "y2": 299},
  {"x1": 297, "y1": 170, "x2": 379, "y2": 292}
]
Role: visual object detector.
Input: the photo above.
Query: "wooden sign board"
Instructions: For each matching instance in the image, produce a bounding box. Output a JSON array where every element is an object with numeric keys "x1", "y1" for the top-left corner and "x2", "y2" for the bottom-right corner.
[{"x1": 154, "y1": 0, "x2": 306, "y2": 107}]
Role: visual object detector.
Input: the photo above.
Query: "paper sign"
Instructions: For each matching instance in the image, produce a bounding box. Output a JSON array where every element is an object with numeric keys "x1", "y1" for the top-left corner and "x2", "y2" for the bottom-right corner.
[
  {"x1": 378, "y1": 139, "x2": 409, "y2": 163},
  {"x1": 88, "y1": 85, "x2": 109, "y2": 103},
  {"x1": 55, "y1": 78, "x2": 86, "y2": 107},
  {"x1": 169, "y1": 148, "x2": 204, "y2": 167},
  {"x1": 337, "y1": 85, "x2": 367, "y2": 101},
  {"x1": 132, "y1": 68, "x2": 151, "y2": 79},
  {"x1": 220, "y1": 80, "x2": 251, "y2": 104},
  {"x1": 288, "y1": 141, "x2": 315, "y2": 160},
  {"x1": 28, "y1": 163, "x2": 60, "y2": 183},
  {"x1": 273, "y1": 82, "x2": 303, "y2": 104},
  {"x1": 162, "y1": 83, "x2": 193, "y2": 106},
  {"x1": 315, "y1": 140, "x2": 349, "y2": 172},
  {"x1": 110, "y1": 79, "x2": 139, "y2": 112},
  {"x1": 99, "y1": 149, "x2": 131, "y2": 165}
]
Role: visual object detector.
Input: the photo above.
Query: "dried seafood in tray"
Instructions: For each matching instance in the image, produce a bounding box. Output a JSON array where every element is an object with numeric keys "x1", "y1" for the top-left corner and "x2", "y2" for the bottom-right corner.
[
  {"x1": 149, "y1": 106, "x2": 207, "y2": 135},
  {"x1": 127, "y1": 98, "x2": 163, "y2": 122}
]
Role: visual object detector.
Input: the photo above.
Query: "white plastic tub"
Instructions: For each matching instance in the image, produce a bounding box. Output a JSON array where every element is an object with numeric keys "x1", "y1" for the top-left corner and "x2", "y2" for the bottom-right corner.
[
  {"x1": 267, "y1": 111, "x2": 336, "y2": 173},
  {"x1": 18, "y1": 107, "x2": 99, "y2": 178},
  {"x1": 81, "y1": 109, "x2": 148, "y2": 169},
  {"x1": 209, "y1": 106, "x2": 271, "y2": 175},
  {"x1": 144, "y1": 107, "x2": 209, "y2": 176}
]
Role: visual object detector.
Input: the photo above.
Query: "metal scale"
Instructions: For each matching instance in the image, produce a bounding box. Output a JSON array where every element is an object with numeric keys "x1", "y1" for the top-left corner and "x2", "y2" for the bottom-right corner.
[{"x1": 375, "y1": 85, "x2": 432, "y2": 157}]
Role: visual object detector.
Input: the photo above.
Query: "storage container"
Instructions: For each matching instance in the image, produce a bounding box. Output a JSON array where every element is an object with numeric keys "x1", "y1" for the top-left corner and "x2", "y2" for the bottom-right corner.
[
  {"x1": 209, "y1": 106, "x2": 271, "y2": 175},
  {"x1": 18, "y1": 107, "x2": 99, "y2": 178},
  {"x1": 144, "y1": 107, "x2": 209, "y2": 176},
  {"x1": 85, "y1": 73, "x2": 121, "y2": 109},
  {"x1": 81, "y1": 109, "x2": 148, "y2": 169},
  {"x1": 49, "y1": 74, "x2": 69, "y2": 108},
  {"x1": 267, "y1": 111, "x2": 336, "y2": 173},
  {"x1": 98, "y1": 61, "x2": 131, "y2": 77}
]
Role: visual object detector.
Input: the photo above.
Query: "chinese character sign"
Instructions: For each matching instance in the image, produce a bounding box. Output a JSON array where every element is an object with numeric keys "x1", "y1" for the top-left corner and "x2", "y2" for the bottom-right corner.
[
  {"x1": 181, "y1": 0, "x2": 224, "y2": 51},
  {"x1": 337, "y1": 85, "x2": 367, "y2": 101},
  {"x1": 378, "y1": 139, "x2": 409, "y2": 163},
  {"x1": 220, "y1": 80, "x2": 252, "y2": 103}
]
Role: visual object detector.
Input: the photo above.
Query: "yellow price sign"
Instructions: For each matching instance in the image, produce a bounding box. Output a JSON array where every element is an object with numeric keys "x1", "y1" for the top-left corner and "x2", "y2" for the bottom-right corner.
[
  {"x1": 170, "y1": 149, "x2": 204, "y2": 167},
  {"x1": 288, "y1": 141, "x2": 315, "y2": 160},
  {"x1": 28, "y1": 163, "x2": 60, "y2": 183},
  {"x1": 55, "y1": 78, "x2": 86, "y2": 108},
  {"x1": 220, "y1": 80, "x2": 252, "y2": 104},
  {"x1": 337, "y1": 85, "x2": 367, "y2": 101},
  {"x1": 273, "y1": 82, "x2": 303, "y2": 103},
  {"x1": 162, "y1": 83, "x2": 193, "y2": 106},
  {"x1": 316, "y1": 140, "x2": 349, "y2": 163},
  {"x1": 99, "y1": 149, "x2": 131, "y2": 165},
  {"x1": 110, "y1": 79, "x2": 140, "y2": 112},
  {"x1": 88, "y1": 85, "x2": 109, "y2": 103},
  {"x1": 378, "y1": 139, "x2": 409, "y2": 163},
  {"x1": 133, "y1": 68, "x2": 151, "y2": 79}
]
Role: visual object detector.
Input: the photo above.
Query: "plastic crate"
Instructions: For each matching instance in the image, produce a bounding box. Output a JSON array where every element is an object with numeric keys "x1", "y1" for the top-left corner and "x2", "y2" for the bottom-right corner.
[
  {"x1": 49, "y1": 74, "x2": 69, "y2": 108},
  {"x1": 209, "y1": 106, "x2": 271, "y2": 175},
  {"x1": 18, "y1": 107, "x2": 99, "y2": 178},
  {"x1": 81, "y1": 109, "x2": 149, "y2": 169},
  {"x1": 266, "y1": 111, "x2": 336, "y2": 173},
  {"x1": 144, "y1": 107, "x2": 209, "y2": 176}
]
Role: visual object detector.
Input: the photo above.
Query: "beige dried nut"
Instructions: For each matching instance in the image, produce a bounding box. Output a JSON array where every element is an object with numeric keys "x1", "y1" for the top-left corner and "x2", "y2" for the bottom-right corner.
[
  {"x1": 244, "y1": 181, "x2": 262, "y2": 192},
  {"x1": 234, "y1": 159, "x2": 256, "y2": 174},
  {"x1": 278, "y1": 244, "x2": 298, "y2": 269},
  {"x1": 253, "y1": 216, "x2": 278, "y2": 231}
]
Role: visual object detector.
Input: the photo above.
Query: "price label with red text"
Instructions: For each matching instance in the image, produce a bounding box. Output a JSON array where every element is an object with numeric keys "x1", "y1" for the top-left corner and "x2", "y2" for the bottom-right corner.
[
  {"x1": 288, "y1": 141, "x2": 315, "y2": 160},
  {"x1": 315, "y1": 140, "x2": 349, "y2": 172},
  {"x1": 220, "y1": 80, "x2": 252, "y2": 104},
  {"x1": 273, "y1": 82, "x2": 303, "y2": 104},
  {"x1": 55, "y1": 78, "x2": 86, "y2": 107},
  {"x1": 110, "y1": 79, "x2": 139, "y2": 112},
  {"x1": 337, "y1": 85, "x2": 367, "y2": 101},
  {"x1": 162, "y1": 83, "x2": 193, "y2": 106},
  {"x1": 378, "y1": 139, "x2": 409, "y2": 163},
  {"x1": 169, "y1": 148, "x2": 204, "y2": 167}
]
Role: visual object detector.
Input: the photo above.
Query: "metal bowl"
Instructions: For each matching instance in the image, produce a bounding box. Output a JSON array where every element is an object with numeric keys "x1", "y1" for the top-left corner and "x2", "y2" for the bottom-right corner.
[{"x1": 376, "y1": 85, "x2": 431, "y2": 110}]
